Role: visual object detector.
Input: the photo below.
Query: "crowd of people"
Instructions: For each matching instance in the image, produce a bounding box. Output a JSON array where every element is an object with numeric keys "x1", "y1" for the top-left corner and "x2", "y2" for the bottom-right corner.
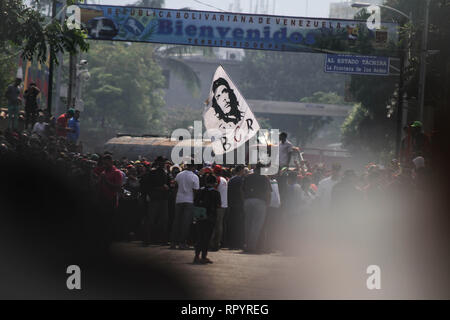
[
  {"x1": 3, "y1": 78, "x2": 82, "y2": 151},
  {"x1": 0, "y1": 113, "x2": 432, "y2": 265},
  {"x1": 2, "y1": 77, "x2": 434, "y2": 266}
]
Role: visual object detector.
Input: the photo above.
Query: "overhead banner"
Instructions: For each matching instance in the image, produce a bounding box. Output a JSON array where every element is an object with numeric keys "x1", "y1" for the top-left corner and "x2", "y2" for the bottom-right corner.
[
  {"x1": 204, "y1": 66, "x2": 260, "y2": 155},
  {"x1": 74, "y1": 4, "x2": 400, "y2": 57}
]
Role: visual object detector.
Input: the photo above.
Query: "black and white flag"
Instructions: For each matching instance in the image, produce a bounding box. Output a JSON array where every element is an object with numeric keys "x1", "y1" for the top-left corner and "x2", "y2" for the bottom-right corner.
[{"x1": 203, "y1": 65, "x2": 260, "y2": 155}]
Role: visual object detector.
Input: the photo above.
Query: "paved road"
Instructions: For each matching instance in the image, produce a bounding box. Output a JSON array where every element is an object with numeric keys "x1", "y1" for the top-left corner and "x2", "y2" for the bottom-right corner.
[
  {"x1": 108, "y1": 208, "x2": 449, "y2": 299},
  {"x1": 109, "y1": 241, "x2": 383, "y2": 300},
  {"x1": 110, "y1": 242, "x2": 290, "y2": 299}
]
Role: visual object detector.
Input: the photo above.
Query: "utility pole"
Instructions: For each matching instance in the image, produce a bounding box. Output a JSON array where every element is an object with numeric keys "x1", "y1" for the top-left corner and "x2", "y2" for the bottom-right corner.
[
  {"x1": 418, "y1": 0, "x2": 431, "y2": 125},
  {"x1": 53, "y1": 1, "x2": 65, "y2": 117},
  {"x1": 47, "y1": 0, "x2": 57, "y2": 115},
  {"x1": 67, "y1": 0, "x2": 83, "y2": 110},
  {"x1": 68, "y1": 53, "x2": 75, "y2": 109},
  {"x1": 400, "y1": 12, "x2": 413, "y2": 138},
  {"x1": 395, "y1": 50, "x2": 405, "y2": 159}
]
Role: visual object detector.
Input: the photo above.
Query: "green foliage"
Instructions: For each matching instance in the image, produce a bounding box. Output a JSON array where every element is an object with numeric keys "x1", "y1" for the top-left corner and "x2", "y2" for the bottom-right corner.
[
  {"x1": 300, "y1": 91, "x2": 346, "y2": 105},
  {"x1": 161, "y1": 105, "x2": 202, "y2": 135},
  {"x1": 0, "y1": 53, "x2": 16, "y2": 107},
  {"x1": 343, "y1": 0, "x2": 450, "y2": 156},
  {"x1": 296, "y1": 116, "x2": 333, "y2": 147},
  {"x1": 240, "y1": 50, "x2": 345, "y2": 102},
  {"x1": 296, "y1": 91, "x2": 349, "y2": 146},
  {"x1": 0, "y1": 0, "x2": 89, "y2": 65},
  {"x1": 240, "y1": 51, "x2": 348, "y2": 146},
  {"x1": 82, "y1": 42, "x2": 165, "y2": 134},
  {"x1": 131, "y1": 0, "x2": 165, "y2": 8},
  {"x1": 384, "y1": 0, "x2": 450, "y2": 120},
  {"x1": 341, "y1": 103, "x2": 370, "y2": 152},
  {"x1": 342, "y1": 73, "x2": 397, "y2": 155},
  {"x1": 341, "y1": 5, "x2": 402, "y2": 155}
]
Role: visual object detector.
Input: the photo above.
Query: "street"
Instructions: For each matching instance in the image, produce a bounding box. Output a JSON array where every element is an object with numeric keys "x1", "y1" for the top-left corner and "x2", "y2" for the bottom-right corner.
[{"x1": 110, "y1": 241, "x2": 386, "y2": 300}]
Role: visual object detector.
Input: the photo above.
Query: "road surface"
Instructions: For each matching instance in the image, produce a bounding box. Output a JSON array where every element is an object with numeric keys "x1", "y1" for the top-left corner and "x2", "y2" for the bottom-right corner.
[{"x1": 110, "y1": 241, "x2": 383, "y2": 299}]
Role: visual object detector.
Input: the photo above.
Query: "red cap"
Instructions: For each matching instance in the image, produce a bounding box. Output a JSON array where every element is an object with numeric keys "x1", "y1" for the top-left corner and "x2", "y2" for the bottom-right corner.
[
  {"x1": 203, "y1": 167, "x2": 213, "y2": 174},
  {"x1": 213, "y1": 165, "x2": 222, "y2": 174}
]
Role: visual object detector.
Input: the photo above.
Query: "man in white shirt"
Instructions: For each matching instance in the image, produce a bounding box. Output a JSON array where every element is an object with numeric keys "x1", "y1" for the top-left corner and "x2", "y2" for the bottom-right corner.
[
  {"x1": 32, "y1": 114, "x2": 47, "y2": 137},
  {"x1": 210, "y1": 165, "x2": 228, "y2": 251},
  {"x1": 170, "y1": 162, "x2": 200, "y2": 249},
  {"x1": 316, "y1": 163, "x2": 341, "y2": 212},
  {"x1": 279, "y1": 132, "x2": 293, "y2": 169}
]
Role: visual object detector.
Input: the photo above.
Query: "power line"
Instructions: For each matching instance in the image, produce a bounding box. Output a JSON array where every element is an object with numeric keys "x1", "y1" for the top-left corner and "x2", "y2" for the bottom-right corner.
[{"x1": 191, "y1": 0, "x2": 227, "y2": 12}]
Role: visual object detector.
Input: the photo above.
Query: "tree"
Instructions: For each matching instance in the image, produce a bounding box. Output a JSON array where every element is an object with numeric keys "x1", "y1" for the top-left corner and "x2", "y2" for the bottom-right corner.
[
  {"x1": 0, "y1": 56, "x2": 16, "y2": 107},
  {"x1": 240, "y1": 51, "x2": 348, "y2": 146},
  {"x1": 296, "y1": 92, "x2": 347, "y2": 147},
  {"x1": 342, "y1": 72, "x2": 397, "y2": 156},
  {"x1": 339, "y1": 8, "x2": 399, "y2": 158},
  {"x1": 130, "y1": 0, "x2": 205, "y2": 96},
  {"x1": 240, "y1": 50, "x2": 346, "y2": 102},
  {"x1": 82, "y1": 42, "x2": 165, "y2": 136},
  {"x1": 0, "y1": 0, "x2": 89, "y2": 65},
  {"x1": 132, "y1": 0, "x2": 165, "y2": 8},
  {"x1": 161, "y1": 105, "x2": 202, "y2": 135},
  {"x1": 342, "y1": 0, "x2": 450, "y2": 160},
  {"x1": 0, "y1": 0, "x2": 89, "y2": 107}
]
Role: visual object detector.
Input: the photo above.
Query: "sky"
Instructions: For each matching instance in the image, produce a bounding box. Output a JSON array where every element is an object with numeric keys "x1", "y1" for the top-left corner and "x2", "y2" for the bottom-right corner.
[{"x1": 92, "y1": 0, "x2": 347, "y2": 19}]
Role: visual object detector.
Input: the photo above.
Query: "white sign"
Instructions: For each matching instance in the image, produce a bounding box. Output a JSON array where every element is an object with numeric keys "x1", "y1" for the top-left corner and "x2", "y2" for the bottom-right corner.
[{"x1": 203, "y1": 65, "x2": 260, "y2": 155}]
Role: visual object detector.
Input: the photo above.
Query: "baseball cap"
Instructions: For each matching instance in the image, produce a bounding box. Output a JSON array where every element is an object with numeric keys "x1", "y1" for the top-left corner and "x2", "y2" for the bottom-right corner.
[
  {"x1": 410, "y1": 121, "x2": 423, "y2": 128},
  {"x1": 203, "y1": 167, "x2": 213, "y2": 174},
  {"x1": 213, "y1": 165, "x2": 222, "y2": 174}
]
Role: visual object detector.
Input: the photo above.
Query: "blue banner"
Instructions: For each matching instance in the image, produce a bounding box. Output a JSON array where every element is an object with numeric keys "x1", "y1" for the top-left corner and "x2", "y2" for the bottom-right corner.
[
  {"x1": 324, "y1": 54, "x2": 390, "y2": 76},
  {"x1": 75, "y1": 4, "x2": 399, "y2": 56}
]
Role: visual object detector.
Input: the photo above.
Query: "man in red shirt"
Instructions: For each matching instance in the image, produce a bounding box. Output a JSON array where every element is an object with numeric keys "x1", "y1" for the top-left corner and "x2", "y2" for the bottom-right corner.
[
  {"x1": 94, "y1": 154, "x2": 123, "y2": 246},
  {"x1": 99, "y1": 154, "x2": 123, "y2": 209},
  {"x1": 56, "y1": 108, "x2": 75, "y2": 137}
]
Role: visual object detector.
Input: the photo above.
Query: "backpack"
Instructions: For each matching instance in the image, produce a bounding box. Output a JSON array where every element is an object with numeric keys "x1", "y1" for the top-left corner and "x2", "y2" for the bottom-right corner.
[{"x1": 193, "y1": 188, "x2": 211, "y2": 222}]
